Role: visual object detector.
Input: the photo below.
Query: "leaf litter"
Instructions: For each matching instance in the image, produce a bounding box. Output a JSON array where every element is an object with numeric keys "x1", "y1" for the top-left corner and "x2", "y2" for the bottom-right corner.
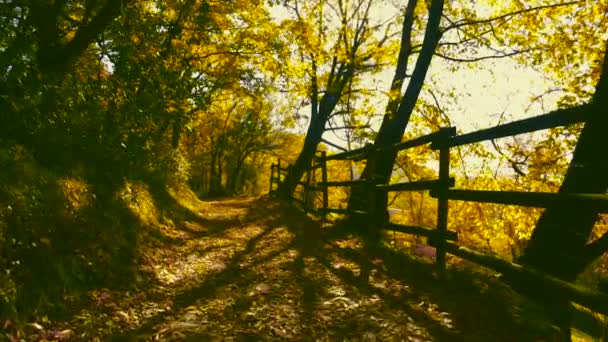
[{"x1": 19, "y1": 196, "x2": 557, "y2": 341}]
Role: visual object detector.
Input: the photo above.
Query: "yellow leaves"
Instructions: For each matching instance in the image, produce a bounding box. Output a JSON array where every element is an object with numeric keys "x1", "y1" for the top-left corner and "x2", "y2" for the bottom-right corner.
[
  {"x1": 592, "y1": 214, "x2": 608, "y2": 240},
  {"x1": 209, "y1": 11, "x2": 231, "y2": 28},
  {"x1": 170, "y1": 38, "x2": 186, "y2": 50},
  {"x1": 163, "y1": 8, "x2": 178, "y2": 21},
  {"x1": 119, "y1": 180, "x2": 160, "y2": 227},
  {"x1": 130, "y1": 34, "x2": 141, "y2": 45},
  {"x1": 58, "y1": 177, "x2": 93, "y2": 215},
  {"x1": 62, "y1": 30, "x2": 77, "y2": 45},
  {"x1": 280, "y1": 19, "x2": 317, "y2": 51}
]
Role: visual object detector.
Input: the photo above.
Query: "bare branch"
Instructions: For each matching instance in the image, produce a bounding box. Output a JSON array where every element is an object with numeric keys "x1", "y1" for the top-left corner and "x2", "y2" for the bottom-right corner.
[
  {"x1": 434, "y1": 49, "x2": 531, "y2": 62},
  {"x1": 441, "y1": 1, "x2": 580, "y2": 33},
  {"x1": 325, "y1": 125, "x2": 371, "y2": 131}
]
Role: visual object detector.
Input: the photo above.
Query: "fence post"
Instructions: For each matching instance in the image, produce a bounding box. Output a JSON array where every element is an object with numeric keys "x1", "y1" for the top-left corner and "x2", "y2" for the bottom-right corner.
[
  {"x1": 287, "y1": 164, "x2": 294, "y2": 202},
  {"x1": 312, "y1": 154, "x2": 317, "y2": 212},
  {"x1": 321, "y1": 151, "x2": 328, "y2": 219},
  {"x1": 365, "y1": 145, "x2": 377, "y2": 237},
  {"x1": 304, "y1": 156, "x2": 314, "y2": 212},
  {"x1": 435, "y1": 128, "x2": 453, "y2": 273},
  {"x1": 269, "y1": 163, "x2": 276, "y2": 194}
]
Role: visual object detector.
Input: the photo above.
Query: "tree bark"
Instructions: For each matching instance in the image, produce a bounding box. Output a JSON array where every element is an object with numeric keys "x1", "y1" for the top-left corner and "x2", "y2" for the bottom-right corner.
[
  {"x1": 519, "y1": 56, "x2": 608, "y2": 280},
  {"x1": 276, "y1": 105, "x2": 326, "y2": 199},
  {"x1": 513, "y1": 41, "x2": 608, "y2": 341},
  {"x1": 228, "y1": 151, "x2": 250, "y2": 194}
]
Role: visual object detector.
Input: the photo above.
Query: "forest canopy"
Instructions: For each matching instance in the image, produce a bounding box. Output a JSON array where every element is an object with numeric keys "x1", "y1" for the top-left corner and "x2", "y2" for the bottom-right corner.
[{"x1": 0, "y1": 0, "x2": 607, "y2": 340}]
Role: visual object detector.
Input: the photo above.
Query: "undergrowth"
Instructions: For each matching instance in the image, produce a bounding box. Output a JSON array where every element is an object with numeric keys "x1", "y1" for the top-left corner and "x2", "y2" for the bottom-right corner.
[{"x1": 0, "y1": 140, "x2": 206, "y2": 338}]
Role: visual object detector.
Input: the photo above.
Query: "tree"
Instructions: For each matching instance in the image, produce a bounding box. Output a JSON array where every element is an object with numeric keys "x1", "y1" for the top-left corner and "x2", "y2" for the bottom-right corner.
[
  {"x1": 511, "y1": 41, "x2": 608, "y2": 339},
  {"x1": 347, "y1": 0, "x2": 444, "y2": 221},
  {"x1": 276, "y1": 0, "x2": 397, "y2": 198},
  {"x1": 345, "y1": 0, "x2": 596, "y2": 217},
  {"x1": 0, "y1": 0, "x2": 127, "y2": 150},
  {"x1": 338, "y1": 0, "x2": 607, "y2": 336}
]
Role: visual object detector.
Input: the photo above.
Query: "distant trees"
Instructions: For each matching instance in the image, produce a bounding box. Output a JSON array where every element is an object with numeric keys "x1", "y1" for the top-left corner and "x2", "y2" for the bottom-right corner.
[{"x1": 186, "y1": 92, "x2": 280, "y2": 196}]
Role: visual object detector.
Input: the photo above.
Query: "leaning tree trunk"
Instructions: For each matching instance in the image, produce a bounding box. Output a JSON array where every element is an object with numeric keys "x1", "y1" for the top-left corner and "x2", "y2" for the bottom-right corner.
[
  {"x1": 276, "y1": 55, "x2": 352, "y2": 199},
  {"x1": 347, "y1": 0, "x2": 444, "y2": 223},
  {"x1": 514, "y1": 41, "x2": 608, "y2": 341},
  {"x1": 276, "y1": 112, "x2": 325, "y2": 199}
]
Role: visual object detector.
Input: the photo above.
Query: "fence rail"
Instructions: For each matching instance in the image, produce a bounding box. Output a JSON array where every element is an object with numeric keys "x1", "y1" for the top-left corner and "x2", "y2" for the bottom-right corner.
[{"x1": 269, "y1": 108, "x2": 608, "y2": 316}]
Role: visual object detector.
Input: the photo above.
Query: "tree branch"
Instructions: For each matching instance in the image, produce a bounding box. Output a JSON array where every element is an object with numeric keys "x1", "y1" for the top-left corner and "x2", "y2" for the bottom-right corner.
[
  {"x1": 325, "y1": 125, "x2": 370, "y2": 131},
  {"x1": 41, "y1": 0, "x2": 127, "y2": 74},
  {"x1": 441, "y1": 1, "x2": 580, "y2": 33},
  {"x1": 434, "y1": 49, "x2": 531, "y2": 62}
]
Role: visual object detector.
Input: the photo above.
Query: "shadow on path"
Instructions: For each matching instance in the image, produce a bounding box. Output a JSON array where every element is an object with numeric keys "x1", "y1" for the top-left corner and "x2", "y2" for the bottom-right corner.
[{"x1": 108, "y1": 197, "x2": 554, "y2": 341}]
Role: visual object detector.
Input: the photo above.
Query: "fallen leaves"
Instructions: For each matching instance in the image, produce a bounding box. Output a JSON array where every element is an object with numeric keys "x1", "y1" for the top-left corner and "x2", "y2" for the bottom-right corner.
[{"x1": 13, "y1": 197, "x2": 554, "y2": 341}]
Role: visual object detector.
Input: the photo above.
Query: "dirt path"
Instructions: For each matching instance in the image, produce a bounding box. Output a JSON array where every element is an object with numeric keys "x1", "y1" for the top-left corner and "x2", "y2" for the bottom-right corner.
[{"x1": 84, "y1": 196, "x2": 554, "y2": 342}]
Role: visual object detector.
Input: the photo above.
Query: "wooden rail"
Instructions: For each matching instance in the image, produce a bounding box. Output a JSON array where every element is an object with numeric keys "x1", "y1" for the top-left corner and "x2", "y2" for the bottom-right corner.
[{"x1": 269, "y1": 108, "x2": 608, "y2": 317}]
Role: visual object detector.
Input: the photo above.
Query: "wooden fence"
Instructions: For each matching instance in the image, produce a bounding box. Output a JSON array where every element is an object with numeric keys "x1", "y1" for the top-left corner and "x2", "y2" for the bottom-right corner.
[{"x1": 269, "y1": 108, "x2": 608, "y2": 315}]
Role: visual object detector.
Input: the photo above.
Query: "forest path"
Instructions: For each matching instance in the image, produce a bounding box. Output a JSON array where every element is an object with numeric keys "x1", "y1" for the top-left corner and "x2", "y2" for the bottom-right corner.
[{"x1": 101, "y1": 196, "x2": 554, "y2": 342}]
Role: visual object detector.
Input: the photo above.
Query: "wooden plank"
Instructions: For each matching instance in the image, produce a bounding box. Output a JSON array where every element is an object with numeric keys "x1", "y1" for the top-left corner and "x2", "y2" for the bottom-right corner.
[
  {"x1": 394, "y1": 127, "x2": 456, "y2": 151},
  {"x1": 446, "y1": 105, "x2": 589, "y2": 148},
  {"x1": 321, "y1": 138, "x2": 348, "y2": 152},
  {"x1": 427, "y1": 230, "x2": 458, "y2": 245},
  {"x1": 323, "y1": 180, "x2": 370, "y2": 187},
  {"x1": 324, "y1": 128, "x2": 456, "y2": 161},
  {"x1": 441, "y1": 241, "x2": 608, "y2": 315},
  {"x1": 351, "y1": 128, "x2": 457, "y2": 160},
  {"x1": 435, "y1": 146, "x2": 450, "y2": 271},
  {"x1": 384, "y1": 224, "x2": 434, "y2": 237},
  {"x1": 384, "y1": 224, "x2": 457, "y2": 240},
  {"x1": 326, "y1": 208, "x2": 368, "y2": 215},
  {"x1": 431, "y1": 189, "x2": 608, "y2": 212},
  {"x1": 387, "y1": 127, "x2": 456, "y2": 153},
  {"x1": 377, "y1": 178, "x2": 455, "y2": 192},
  {"x1": 325, "y1": 145, "x2": 371, "y2": 161}
]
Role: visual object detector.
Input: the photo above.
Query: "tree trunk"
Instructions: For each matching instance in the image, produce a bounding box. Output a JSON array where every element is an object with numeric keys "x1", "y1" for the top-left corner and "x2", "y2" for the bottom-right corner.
[
  {"x1": 228, "y1": 152, "x2": 249, "y2": 194},
  {"x1": 209, "y1": 147, "x2": 223, "y2": 196},
  {"x1": 276, "y1": 53, "x2": 351, "y2": 199},
  {"x1": 514, "y1": 41, "x2": 608, "y2": 341},
  {"x1": 347, "y1": 0, "x2": 444, "y2": 221},
  {"x1": 276, "y1": 113, "x2": 325, "y2": 199}
]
